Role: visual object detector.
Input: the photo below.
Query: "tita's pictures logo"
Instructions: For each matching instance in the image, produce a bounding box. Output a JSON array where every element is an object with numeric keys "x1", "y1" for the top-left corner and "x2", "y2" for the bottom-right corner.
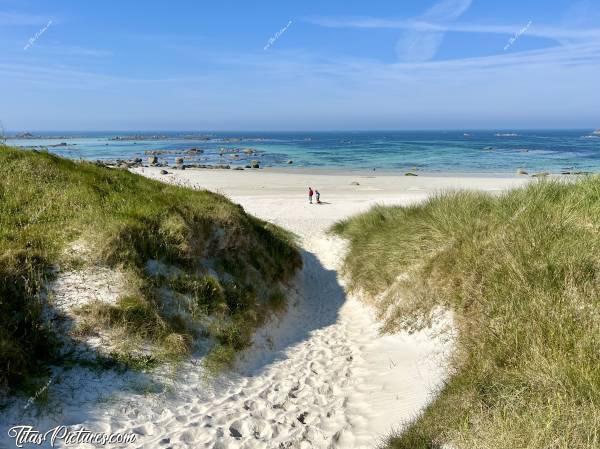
[
  {"x1": 24, "y1": 20, "x2": 52, "y2": 50},
  {"x1": 7, "y1": 425, "x2": 137, "y2": 447}
]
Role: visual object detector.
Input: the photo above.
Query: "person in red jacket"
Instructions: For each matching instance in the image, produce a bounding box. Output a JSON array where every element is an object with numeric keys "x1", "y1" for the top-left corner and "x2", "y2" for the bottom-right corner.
[{"x1": 308, "y1": 187, "x2": 314, "y2": 204}]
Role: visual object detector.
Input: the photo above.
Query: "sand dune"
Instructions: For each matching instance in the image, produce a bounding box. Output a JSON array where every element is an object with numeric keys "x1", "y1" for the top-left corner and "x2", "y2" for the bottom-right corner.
[{"x1": 0, "y1": 168, "x2": 527, "y2": 449}]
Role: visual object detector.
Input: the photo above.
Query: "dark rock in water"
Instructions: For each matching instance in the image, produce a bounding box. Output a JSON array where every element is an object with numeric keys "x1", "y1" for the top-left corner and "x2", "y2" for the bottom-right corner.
[
  {"x1": 185, "y1": 148, "x2": 203, "y2": 154},
  {"x1": 245, "y1": 164, "x2": 252, "y2": 169},
  {"x1": 287, "y1": 160, "x2": 293, "y2": 164},
  {"x1": 145, "y1": 149, "x2": 177, "y2": 155},
  {"x1": 350, "y1": 181, "x2": 360, "y2": 185},
  {"x1": 251, "y1": 160, "x2": 260, "y2": 169},
  {"x1": 516, "y1": 169, "x2": 528, "y2": 175},
  {"x1": 483, "y1": 146, "x2": 494, "y2": 151},
  {"x1": 404, "y1": 172, "x2": 418, "y2": 176},
  {"x1": 175, "y1": 157, "x2": 184, "y2": 165},
  {"x1": 148, "y1": 156, "x2": 158, "y2": 165},
  {"x1": 160, "y1": 170, "x2": 168, "y2": 175},
  {"x1": 234, "y1": 167, "x2": 244, "y2": 170}
]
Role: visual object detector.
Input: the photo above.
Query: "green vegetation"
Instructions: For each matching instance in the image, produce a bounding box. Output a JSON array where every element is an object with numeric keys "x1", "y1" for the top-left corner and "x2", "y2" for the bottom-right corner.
[
  {"x1": 333, "y1": 178, "x2": 600, "y2": 449},
  {"x1": 0, "y1": 146, "x2": 301, "y2": 391}
]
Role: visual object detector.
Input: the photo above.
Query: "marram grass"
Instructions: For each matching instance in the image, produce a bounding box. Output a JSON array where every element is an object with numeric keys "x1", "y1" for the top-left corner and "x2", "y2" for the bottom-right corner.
[
  {"x1": 0, "y1": 146, "x2": 301, "y2": 391},
  {"x1": 333, "y1": 177, "x2": 600, "y2": 449}
]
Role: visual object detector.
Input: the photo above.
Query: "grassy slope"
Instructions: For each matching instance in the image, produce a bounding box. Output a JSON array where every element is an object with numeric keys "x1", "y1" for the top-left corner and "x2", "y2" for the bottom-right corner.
[
  {"x1": 0, "y1": 146, "x2": 301, "y2": 391},
  {"x1": 332, "y1": 178, "x2": 600, "y2": 449}
]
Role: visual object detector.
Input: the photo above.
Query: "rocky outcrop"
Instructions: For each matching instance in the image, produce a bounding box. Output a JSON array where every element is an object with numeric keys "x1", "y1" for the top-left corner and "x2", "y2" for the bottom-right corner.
[{"x1": 97, "y1": 158, "x2": 145, "y2": 169}]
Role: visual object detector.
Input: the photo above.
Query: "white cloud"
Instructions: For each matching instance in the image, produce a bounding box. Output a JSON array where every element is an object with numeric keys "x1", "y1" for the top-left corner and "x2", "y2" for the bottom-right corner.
[
  {"x1": 306, "y1": 17, "x2": 600, "y2": 43},
  {"x1": 395, "y1": 31, "x2": 444, "y2": 62},
  {"x1": 395, "y1": 0, "x2": 473, "y2": 62},
  {"x1": 0, "y1": 11, "x2": 53, "y2": 26},
  {"x1": 40, "y1": 44, "x2": 113, "y2": 57},
  {"x1": 422, "y1": 0, "x2": 473, "y2": 21}
]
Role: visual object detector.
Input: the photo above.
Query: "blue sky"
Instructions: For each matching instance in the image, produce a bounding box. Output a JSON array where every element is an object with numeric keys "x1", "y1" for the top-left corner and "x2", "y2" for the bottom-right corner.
[{"x1": 1, "y1": 0, "x2": 599, "y2": 130}]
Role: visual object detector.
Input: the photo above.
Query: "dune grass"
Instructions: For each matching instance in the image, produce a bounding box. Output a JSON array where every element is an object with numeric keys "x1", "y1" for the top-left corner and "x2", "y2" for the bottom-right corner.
[
  {"x1": 332, "y1": 177, "x2": 600, "y2": 449},
  {"x1": 0, "y1": 146, "x2": 301, "y2": 391}
]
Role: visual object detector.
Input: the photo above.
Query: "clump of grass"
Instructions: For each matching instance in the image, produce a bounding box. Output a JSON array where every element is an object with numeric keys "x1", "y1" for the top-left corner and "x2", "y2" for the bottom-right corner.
[
  {"x1": 267, "y1": 288, "x2": 287, "y2": 314},
  {"x1": 76, "y1": 294, "x2": 191, "y2": 364},
  {"x1": 203, "y1": 344, "x2": 237, "y2": 375},
  {"x1": 170, "y1": 274, "x2": 226, "y2": 314},
  {"x1": 333, "y1": 177, "x2": 600, "y2": 449},
  {"x1": 0, "y1": 146, "x2": 302, "y2": 391}
]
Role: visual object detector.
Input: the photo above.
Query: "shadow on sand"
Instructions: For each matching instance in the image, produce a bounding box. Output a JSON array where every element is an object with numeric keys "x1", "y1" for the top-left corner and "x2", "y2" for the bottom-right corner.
[
  {"x1": 237, "y1": 248, "x2": 347, "y2": 376},
  {"x1": 0, "y1": 247, "x2": 347, "y2": 446},
  {"x1": 0, "y1": 307, "x2": 165, "y2": 447}
]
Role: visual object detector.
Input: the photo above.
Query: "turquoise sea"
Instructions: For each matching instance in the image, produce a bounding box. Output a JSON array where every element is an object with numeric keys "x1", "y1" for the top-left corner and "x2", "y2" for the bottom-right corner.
[{"x1": 6, "y1": 130, "x2": 600, "y2": 174}]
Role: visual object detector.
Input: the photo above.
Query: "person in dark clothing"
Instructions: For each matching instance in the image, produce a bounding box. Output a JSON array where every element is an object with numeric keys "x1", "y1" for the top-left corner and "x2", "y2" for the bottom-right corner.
[{"x1": 308, "y1": 187, "x2": 314, "y2": 204}]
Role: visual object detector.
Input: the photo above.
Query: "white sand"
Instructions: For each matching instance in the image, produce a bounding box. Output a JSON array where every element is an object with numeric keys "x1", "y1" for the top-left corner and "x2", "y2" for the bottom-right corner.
[{"x1": 0, "y1": 168, "x2": 529, "y2": 449}]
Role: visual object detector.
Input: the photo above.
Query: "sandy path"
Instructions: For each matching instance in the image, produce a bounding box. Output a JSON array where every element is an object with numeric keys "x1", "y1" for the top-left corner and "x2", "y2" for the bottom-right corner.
[
  {"x1": 124, "y1": 236, "x2": 446, "y2": 449},
  {"x1": 1, "y1": 169, "x2": 526, "y2": 449}
]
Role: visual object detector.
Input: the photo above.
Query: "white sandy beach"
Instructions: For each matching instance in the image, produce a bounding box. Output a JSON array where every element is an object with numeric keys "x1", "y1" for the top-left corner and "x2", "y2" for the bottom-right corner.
[{"x1": 1, "y1": 168, "x2": 529, "y2": 449}]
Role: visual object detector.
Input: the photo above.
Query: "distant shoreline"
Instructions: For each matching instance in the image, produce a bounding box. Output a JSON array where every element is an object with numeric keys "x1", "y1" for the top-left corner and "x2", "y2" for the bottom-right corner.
[
  {"x1": 5, "y1": 129, "x2": 600, "y2": 175},
  {"x1": 257, "y1": 166, "x2": 585, "y2": 178}
]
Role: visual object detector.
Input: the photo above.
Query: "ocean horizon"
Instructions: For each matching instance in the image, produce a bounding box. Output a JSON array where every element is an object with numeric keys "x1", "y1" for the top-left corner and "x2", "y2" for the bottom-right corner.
[{"x1": 6, "y1": 129, "x2": 600, "y2": 174}]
